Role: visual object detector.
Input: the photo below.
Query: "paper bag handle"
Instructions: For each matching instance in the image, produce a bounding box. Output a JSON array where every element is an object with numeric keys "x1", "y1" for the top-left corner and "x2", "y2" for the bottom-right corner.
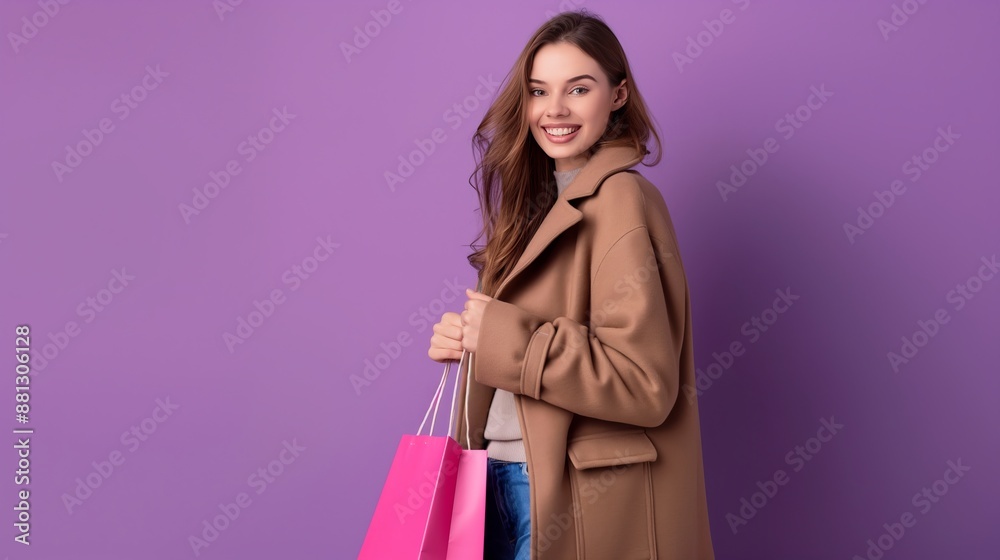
[{"x1": 416, "y1": 278, "x2": 479, "y2": 449}]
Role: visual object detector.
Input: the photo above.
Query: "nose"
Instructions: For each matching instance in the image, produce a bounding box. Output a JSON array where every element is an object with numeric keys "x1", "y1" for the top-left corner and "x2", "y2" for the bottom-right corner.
[{"x1": 546, "y1": 95, "x2": 568, "y2": 117}]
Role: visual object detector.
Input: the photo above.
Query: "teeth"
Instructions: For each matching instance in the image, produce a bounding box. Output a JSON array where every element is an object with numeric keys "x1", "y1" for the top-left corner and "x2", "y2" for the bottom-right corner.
[{"x1": 544, "y1": 127, "x2": 578, "y2": 136}]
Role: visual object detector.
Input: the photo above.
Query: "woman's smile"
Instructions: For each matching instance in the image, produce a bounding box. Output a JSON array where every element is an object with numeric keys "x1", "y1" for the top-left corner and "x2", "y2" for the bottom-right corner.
[{"x1": 542, "y1": 126, "x2": 581, "y2": 143}]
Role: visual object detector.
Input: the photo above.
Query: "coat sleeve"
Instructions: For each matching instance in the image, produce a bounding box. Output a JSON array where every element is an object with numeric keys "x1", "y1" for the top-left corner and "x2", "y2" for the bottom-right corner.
[{"x1": 473, "y1": 224, "x2": 685, "y2": 428}]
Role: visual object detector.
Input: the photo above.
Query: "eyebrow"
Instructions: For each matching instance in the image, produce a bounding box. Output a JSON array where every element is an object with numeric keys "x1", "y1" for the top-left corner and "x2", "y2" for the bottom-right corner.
[{"x1": 528, "y1": 74, "x2": 597, "y2": 85}]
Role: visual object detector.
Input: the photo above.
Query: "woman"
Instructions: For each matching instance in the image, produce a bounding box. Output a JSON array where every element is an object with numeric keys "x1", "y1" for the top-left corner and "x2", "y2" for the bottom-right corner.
[{"x1": 428, "y1": 9, "x2": 715, "y2": 559}]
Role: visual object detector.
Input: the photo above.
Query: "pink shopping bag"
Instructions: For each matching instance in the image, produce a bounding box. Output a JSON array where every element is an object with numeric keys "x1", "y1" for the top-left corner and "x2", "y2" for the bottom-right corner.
[
  {"x1": 359, "y1": 349, "x2": 484, "y2": 560},
  {"x1": 447, "y1": 351, "x2": 487, "y2": 559}
]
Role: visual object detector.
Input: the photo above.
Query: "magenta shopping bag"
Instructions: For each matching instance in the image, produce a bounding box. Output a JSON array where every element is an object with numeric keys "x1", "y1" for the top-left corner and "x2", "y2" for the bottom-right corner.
[
  {"x1": 447, "y1": 353, "x2": 487, "y2": 559},
  {"x1": 447, "y1": 449, "x2": 487, "y2": 559},
  {"x1": 359, "y1": 349, "x2": 484, "y2": 560}
]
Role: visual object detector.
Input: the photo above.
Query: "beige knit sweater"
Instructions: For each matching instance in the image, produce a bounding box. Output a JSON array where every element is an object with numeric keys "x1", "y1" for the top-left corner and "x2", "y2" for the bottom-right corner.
[{"x1": 483, "y1": 165, "x2": 583, "y2": 462}]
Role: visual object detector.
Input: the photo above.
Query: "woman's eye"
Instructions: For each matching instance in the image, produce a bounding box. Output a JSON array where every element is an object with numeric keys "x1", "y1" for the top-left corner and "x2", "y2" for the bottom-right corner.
[{"x1": 530, "y1": 87, "x2": 587, "y2": 96}]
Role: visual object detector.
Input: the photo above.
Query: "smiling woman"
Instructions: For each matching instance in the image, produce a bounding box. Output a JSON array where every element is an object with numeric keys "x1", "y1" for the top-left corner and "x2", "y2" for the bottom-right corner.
[{"x1": 426, "y1": 9, "x2": 716, "y2": 559}]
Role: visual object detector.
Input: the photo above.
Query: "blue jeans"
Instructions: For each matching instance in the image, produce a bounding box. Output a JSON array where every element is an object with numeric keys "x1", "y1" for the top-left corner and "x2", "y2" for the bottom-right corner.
[{"x1": 484, "y1": 458, "x2": 531, "y2": 560}]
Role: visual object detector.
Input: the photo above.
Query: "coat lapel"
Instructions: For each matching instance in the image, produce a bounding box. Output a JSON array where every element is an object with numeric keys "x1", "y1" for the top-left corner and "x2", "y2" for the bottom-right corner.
[{"x1": 493, "y1": 145, "x2": 646, "y2": 299}]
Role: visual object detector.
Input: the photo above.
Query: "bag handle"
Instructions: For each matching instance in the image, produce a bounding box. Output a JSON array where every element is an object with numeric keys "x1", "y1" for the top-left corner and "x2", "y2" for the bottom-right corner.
[
  {"x1": 415, "y1": 278, "x2": 480, "y2": 449},
  {"x1": 453, "y1": 277, "x2": 482, "y2": 448},
  {"x1": 455, "y1": 347, "x2": 473, "y2": 449},
  {"x1": 417, "y1": 350, "x2": 472, "y2": 445}
]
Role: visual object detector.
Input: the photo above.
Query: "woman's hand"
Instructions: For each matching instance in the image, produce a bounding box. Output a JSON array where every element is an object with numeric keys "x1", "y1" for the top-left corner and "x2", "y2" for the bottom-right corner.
[
  {"x1": 427, "y1": 288, "x2": 493, "y2": 362},
  {"x1": 427, "y1": 311, "x2": 464, "y2": 363},
  {"x1": 460, "y1": 288, "x2": 492, "y2": 354}
]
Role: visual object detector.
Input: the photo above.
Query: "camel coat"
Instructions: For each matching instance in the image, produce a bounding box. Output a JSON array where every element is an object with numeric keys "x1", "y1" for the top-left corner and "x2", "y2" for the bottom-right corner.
[{"x1": 455, "y1": 144, "x2": 716, "y2": 559}]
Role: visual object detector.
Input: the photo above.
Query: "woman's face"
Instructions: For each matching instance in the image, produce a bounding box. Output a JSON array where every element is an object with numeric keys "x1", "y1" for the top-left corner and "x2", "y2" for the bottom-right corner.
[{"x1": 527, "y1": 42, "x2": 627, "y2": 172}]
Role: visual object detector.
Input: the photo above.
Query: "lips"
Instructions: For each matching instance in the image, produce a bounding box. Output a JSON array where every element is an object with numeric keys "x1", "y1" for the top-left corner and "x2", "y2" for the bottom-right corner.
[
  {"x1": 541, "y1": 125, "x2": 581, "y2": 143},
  {"x1": 542, "y1": 126, "x2": 580, "y2": 136}
]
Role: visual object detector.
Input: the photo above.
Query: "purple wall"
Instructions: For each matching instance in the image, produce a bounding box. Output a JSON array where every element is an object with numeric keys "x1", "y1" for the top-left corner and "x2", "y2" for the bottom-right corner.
[{"x1": 1, "y1": 1, "x2": 997, "y2": 558}]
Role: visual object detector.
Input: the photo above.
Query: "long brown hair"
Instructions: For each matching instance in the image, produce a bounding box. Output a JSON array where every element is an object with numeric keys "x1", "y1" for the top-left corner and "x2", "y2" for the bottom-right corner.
[{"x1": 467, "y1": 9, "x2": 662, "y2": 296}]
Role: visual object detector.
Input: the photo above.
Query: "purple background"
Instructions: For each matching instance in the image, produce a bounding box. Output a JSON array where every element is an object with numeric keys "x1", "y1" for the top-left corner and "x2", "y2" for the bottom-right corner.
[{"x1": 2, "y1": 1, "x2": 997, "y2": 558}]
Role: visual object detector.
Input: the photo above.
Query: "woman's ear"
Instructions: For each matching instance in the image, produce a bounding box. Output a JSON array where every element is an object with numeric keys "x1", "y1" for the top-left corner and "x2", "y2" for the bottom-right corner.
[{"x1": 612, "y1": 78, "x2": 628, "y2": 110}]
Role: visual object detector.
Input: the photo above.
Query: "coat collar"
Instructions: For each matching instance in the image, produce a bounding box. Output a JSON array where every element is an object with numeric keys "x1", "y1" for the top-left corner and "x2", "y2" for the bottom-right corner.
[
  {"x1": 493, "y1": 144, "x2": 646, "y2": 299},
  {"x1": 560, "y1": 144, "x2": 646, "y2": 202}
]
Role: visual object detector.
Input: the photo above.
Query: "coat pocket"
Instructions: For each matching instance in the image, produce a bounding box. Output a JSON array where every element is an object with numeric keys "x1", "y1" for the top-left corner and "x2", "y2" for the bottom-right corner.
[{"x1": 567, "y1": 430, "x2": 657, "y2": 560}]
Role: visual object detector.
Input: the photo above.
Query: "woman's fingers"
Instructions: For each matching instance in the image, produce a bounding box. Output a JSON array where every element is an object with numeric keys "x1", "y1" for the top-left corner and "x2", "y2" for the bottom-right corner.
[
  {"x1": 430, "y1": 331, "x2": 463, "y2": 351},
  {"x1": 427, "y1": 312, "x2": 466, "y2": 364},
  {"x1": 433, "y1": 318, "x2": 463, "y2": 341},
  {"x1": 427, "y1": 347, "x2": 464, "y2": 363},
  {"x1": 443, "y1": 311, "x2": 463, "y2": 328}
]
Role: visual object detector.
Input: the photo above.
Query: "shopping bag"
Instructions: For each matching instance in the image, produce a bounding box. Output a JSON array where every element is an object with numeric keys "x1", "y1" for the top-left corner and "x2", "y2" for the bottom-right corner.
[
  {"x1": 359, "y1": 349, "x2": 482, "y2": 559},
  {"x1": 446, "y1": 351, "x2": 487, "y2": 559}
]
